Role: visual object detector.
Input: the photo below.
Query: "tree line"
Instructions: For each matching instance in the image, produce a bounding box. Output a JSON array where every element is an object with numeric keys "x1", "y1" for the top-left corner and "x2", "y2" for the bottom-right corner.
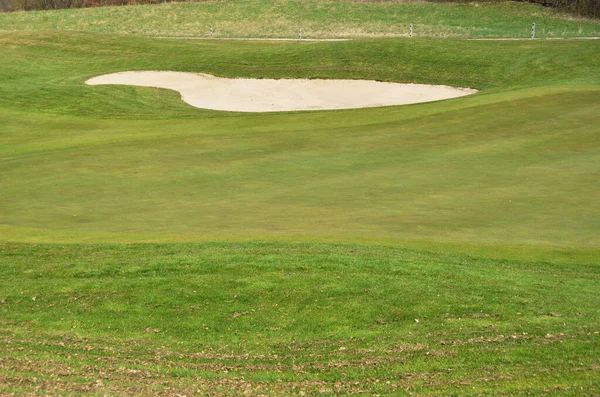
[
  {"x1": 514, "y1": 0, "x2": 597, "y2": 18},
  {"x1": 0, "y1": 0, "x2": 598, "y2": 19},
  {"x1": 0, "y1": 0, "x2": 174, "y2": 13},
  {"x1": 439, "y1": 0, "x2": 598, "y2": 18},
  {"x1": 529, "y1": 0, "x2": 599, "y2": 18}
]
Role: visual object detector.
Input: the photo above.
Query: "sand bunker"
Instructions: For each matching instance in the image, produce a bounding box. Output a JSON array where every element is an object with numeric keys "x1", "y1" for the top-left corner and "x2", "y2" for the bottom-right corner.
[{"x1": 86, "y1": 71, "x2": 477, "y2": 112}]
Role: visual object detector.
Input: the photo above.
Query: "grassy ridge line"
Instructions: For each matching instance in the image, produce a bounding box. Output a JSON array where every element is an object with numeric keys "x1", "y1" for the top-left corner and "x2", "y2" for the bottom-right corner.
[
  {"x1": 2, "y1": 224, "x2": 599, "y2": 265},
  {"x1": 0, "y1": 0, "x2": 599, "y2": 39},
  {"x1": 1, "y1": 242, "x2": 599, "y2": 395}
]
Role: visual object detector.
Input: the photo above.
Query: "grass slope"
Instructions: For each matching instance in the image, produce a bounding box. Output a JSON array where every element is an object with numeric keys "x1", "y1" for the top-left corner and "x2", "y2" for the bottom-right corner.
[
  {"x1": 1, "y1": 32, "x2": 599, "y2": 246},
  {"x1": 1, "y1": 242, "x2": 599, "y2": 395},
  {"x1": 0, "y1": 0, "x2": 599, "y2": 39}
]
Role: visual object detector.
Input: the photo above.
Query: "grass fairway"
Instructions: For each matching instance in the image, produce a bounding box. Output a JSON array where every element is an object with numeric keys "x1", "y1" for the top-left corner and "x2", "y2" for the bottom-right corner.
[
  {"x1": 0, "y1": 4, "x2": 599, "y2": 394},
  {"x1": 1, "y1": 32, "x2": 599, "y2": 247}
]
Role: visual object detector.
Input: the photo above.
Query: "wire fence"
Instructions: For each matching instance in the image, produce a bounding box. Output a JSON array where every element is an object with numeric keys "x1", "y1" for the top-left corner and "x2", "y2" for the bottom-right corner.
[{"x1": 40, "y1": 21, "x2": 600, "y2": 41}]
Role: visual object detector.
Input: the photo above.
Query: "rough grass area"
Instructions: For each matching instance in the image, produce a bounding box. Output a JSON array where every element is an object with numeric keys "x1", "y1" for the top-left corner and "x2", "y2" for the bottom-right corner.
[
  {"x1": 0, "y1": 0, "x2": 599, "y2": 38},
  {"x1": 1, "y1": 242, "x2": 599, "y2": 395}
]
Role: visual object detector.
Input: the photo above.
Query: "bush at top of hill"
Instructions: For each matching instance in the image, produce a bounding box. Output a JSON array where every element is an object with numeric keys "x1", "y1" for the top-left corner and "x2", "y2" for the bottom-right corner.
[
  {"x1": 531, "y1": 0, "x2": 598, "y2": 18},
  {"x1": 448, "y1": 0, "x2": 599, "y2": 18}
]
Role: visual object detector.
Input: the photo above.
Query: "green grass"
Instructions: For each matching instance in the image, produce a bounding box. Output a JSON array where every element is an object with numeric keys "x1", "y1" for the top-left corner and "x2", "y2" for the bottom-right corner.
[
  {"x1": 0, "y1": 0, "x2": 599, "y2": 39},
  {"x1": 1, "y1": 242, "x2": 599, "y2": 395},
  {"x1": 0, "y1": 9, "x2": 599, "y2": 395},
  {"x1": 1, "y1": 31, "x2": 599, "y2": 247}
]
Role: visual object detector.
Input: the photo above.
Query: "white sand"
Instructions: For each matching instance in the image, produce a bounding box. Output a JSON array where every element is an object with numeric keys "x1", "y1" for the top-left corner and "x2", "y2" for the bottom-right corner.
[{"x1": 86, "y1": 71, "x2": 477, "y2": 112}]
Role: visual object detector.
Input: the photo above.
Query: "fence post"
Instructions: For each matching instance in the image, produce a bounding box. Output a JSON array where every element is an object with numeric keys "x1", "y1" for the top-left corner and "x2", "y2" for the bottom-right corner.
[
  {"x1": 210, "y1": 24, "x2": 214, "y2": 39},
  {"x1": 299, "y1": 25, "x2": 303, "y2": 40},
  {"x1": 531, "y1": 22, "x2": 535, "y2": 40},
  {"x1": 410, "y1": 23, "x2": 413, "y2": 38}
]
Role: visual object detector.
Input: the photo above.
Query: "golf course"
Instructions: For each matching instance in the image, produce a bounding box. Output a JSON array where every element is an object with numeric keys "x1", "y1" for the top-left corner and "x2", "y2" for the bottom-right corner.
[{"x1": 1, "y1": 0, "x2": 599, "y2": 395}]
